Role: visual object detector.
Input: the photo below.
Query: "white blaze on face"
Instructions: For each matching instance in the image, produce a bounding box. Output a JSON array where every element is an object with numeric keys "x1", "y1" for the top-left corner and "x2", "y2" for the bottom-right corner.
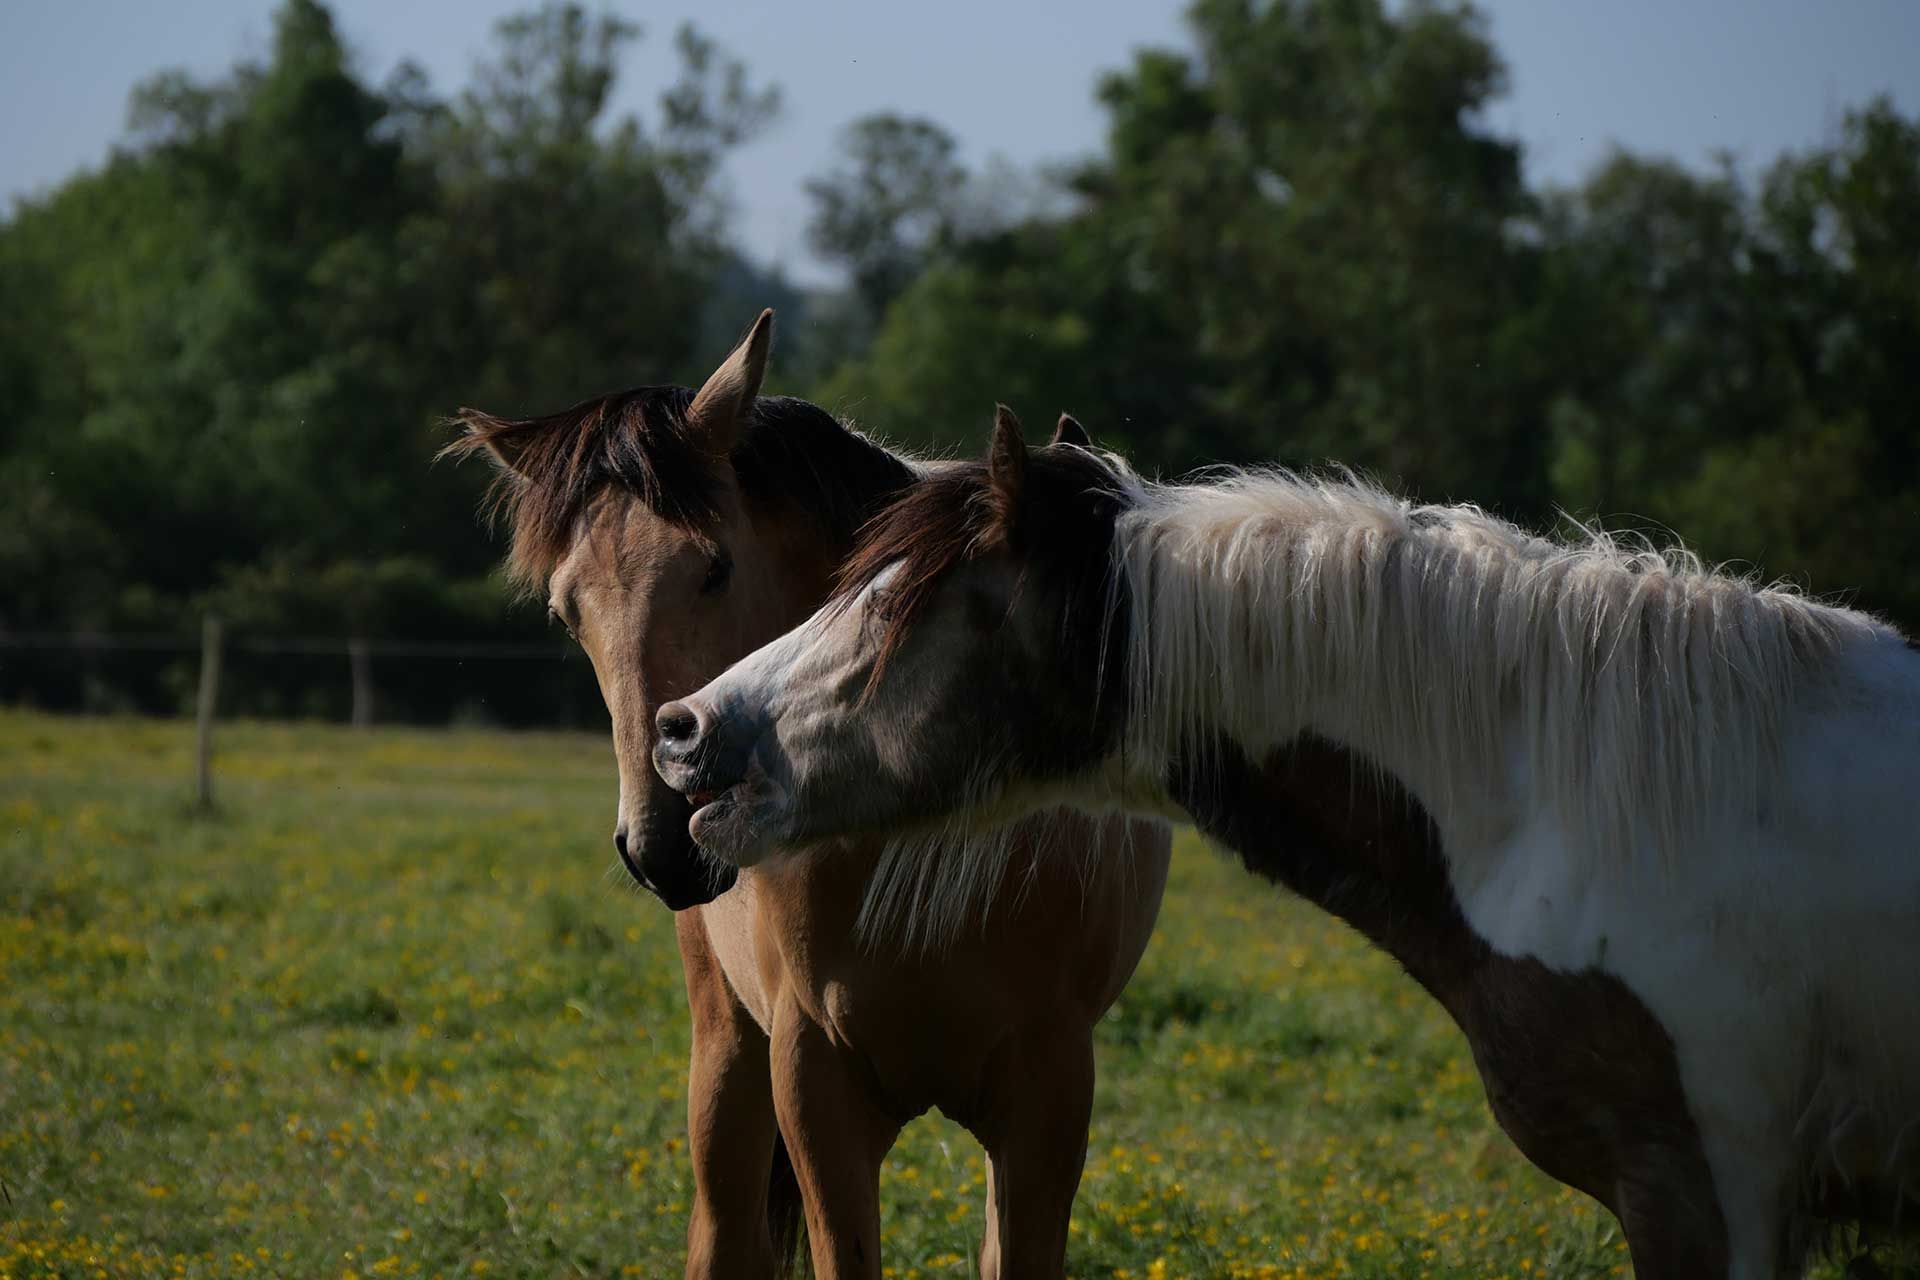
[
  {"x1": 675, "y1": 564, "x2": 901, "y2": 864},
  {"x1": 697, "y1": 562, "x2": 896, "y2": 726},
  {"x1": 694, "y1": 599, "x2": 825, "y2": 727}
]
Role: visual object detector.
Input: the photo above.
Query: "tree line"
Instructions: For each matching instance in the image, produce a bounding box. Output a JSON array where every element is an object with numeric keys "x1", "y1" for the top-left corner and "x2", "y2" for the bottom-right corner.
[{"x1": 3, "y1": 0, "x2": 1915, "y2": 722}]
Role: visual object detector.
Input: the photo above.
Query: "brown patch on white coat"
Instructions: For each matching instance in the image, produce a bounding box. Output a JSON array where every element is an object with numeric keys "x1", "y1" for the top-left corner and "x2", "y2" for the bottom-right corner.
[{"x1": 656, "y1": 408, "x2": 1920, "y2": 1275}]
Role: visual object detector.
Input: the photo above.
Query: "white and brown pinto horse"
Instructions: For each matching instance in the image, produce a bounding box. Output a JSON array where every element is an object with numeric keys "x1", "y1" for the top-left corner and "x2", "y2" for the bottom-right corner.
[
  {"x1": 452, "y1": 320, "x2": 1170, "y2": 1280},
  {"x1": 656, "y1": 406, "x2": 1920, "y2": 1278}
]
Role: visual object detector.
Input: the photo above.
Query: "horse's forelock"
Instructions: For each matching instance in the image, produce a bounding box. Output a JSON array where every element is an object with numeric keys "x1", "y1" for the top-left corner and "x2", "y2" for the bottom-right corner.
[
  {"x1": 831, "y1": 466, "x2": 994, "y2": 689},
  {"x1": 445, "y1": 386, "x2": 725, "y2": 590},
  {"x1": 451, "y1": 390, "x2": 920, "y2": 594},
  {"x1": 831, "y1": 446, "x2": 1138, "y2": 695}
]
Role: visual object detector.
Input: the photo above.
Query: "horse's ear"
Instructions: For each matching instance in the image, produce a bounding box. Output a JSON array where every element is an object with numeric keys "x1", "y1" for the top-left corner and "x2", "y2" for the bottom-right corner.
[
  {"x1": 986, "y1": 404, "x2": 1028, "y2": 537},
  {"x1": 1051, "y1": 412, "x2": 1091, "y2": 447},
  {"x1": 446, "y1": 409, "x2": 532, "y2": 483},
  {"x1": 686, "y1": 308, "x2": 774, "y2": 456}
]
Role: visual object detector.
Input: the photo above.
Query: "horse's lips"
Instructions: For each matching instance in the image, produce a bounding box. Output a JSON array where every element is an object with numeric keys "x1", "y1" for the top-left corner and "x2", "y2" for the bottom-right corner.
[
  {"x1": 681, "y1": 755, "x2": 788, "y2": 867},
  {"x1": 687, "y1": 790, "x2": 729, "y2": 830},
  {"x1": 687, "y1": 785, "x2": 752, "y2": 858}
]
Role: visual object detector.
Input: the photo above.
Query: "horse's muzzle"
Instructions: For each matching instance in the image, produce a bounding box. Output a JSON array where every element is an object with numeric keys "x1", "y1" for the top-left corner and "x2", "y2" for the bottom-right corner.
[
  {"x1": 652, "y1": 699, "x2": 752, "y2": 800},
  {"x1": 615, "y1": 803, "x2": 738, "y2": 911}
]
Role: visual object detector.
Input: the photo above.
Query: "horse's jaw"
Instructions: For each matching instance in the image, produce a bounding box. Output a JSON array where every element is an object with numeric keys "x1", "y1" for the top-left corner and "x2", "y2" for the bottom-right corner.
[
  {"x1": 686, "y1": 768, "x2": 792, "y2": 869},
  {"x1": 686, "y1": 750, "x2": 1171, "y2": 870},
  {"x1": 935, "y1": 757, "x2": 1183, "y2": 837}
]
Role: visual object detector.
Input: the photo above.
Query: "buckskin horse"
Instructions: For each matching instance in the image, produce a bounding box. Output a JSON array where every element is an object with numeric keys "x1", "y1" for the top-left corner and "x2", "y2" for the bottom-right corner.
[
  {"x1": 450, "y1": 321, "x2": 1170, "y2": 1280},
  {"x1": 654, "y1": 405, "x2": 1920, "y2": 1278}
]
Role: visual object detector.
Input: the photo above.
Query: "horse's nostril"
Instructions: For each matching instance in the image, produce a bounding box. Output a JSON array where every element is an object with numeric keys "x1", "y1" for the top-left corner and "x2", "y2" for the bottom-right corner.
[
  {"x1": 656, "y1": 701, "x2": 701, "y2": 745},
  {"x1": 613, "y1": 827, "x2": 629, "y2": 859}
]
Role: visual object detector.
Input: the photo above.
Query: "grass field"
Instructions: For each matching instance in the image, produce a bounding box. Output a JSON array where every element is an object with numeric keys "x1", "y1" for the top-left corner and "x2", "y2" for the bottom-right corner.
[{"x1": 2, "y1": 709, "x2": 1665, "y2": 1278}]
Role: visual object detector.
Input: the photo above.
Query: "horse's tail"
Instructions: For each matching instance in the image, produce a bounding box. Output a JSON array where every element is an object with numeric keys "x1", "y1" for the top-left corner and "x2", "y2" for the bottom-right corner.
[{"x1": 769, "y1": 1129, "x2": 808, "y2": 1278}]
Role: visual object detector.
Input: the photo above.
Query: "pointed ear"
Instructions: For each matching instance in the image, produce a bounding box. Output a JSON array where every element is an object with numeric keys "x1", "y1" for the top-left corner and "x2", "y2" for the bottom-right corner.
[
  {"x1": 985, "y1": 404, "x2": 1028, "y2": 538},
  {"x1": 686, "y1": 308, "x2": 774, "y2": 456},
  {"x1": 1050, "y1": 412, "x2": 1091, "y2": 447},
  {"x1": 444, "y1": 409, "x2": 532, "y2": 482}
]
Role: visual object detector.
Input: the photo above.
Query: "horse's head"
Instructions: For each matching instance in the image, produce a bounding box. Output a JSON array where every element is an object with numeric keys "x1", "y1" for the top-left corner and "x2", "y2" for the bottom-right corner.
[
  {"x1": 452, "y1": 312, "x2": 873, "y2": 909},
  {"x1": 654, "y1": 406, "x2": 1144, "y2": 867}
]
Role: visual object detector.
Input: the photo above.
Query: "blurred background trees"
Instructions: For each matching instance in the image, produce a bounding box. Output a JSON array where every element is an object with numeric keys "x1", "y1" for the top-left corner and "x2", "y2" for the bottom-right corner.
[{"x1": 3, "y1": 0, "x2": 1915, "y2": 721}]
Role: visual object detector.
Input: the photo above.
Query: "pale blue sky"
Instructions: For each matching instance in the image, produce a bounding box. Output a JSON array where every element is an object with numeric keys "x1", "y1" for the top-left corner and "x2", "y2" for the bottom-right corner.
[{"x1": 4, "y1": 2, "x2": 1917, "y2": 285}]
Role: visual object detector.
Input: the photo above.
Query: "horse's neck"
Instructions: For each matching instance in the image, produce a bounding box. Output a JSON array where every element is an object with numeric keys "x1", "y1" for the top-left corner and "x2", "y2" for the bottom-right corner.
[
  {"x1": 1168, "y1": 734, "x2": 1487, "y2": 1004},
  {"x1": 817, "y1": 434, "x2": 920, "y2": 555},
  {"x1": 1127, "y1": 516, "x2": 1507, "y2": 848},
  {"x1": 1127, "y1": 490, "x2": 1870, "y2": 867},
  {"x1": 757, "y1": 434, "x2": 921, "y2": 612},
  {"x1": 831, "y1": 425, "x2": 918, "y2": 494}
]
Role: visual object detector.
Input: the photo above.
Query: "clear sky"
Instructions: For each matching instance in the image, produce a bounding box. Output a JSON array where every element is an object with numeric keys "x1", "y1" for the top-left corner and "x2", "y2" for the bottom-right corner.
[{"x1": 5, "y1": 2, "x2": 1917, "y2": 286}]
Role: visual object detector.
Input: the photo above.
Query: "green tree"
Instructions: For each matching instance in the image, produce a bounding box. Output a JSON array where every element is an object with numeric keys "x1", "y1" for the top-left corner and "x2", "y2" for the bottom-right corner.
[
  {"x1": 1665, "y1": 101, "x2": 1920, "y2": 620},
  {"x1": 0, "y1": 0, "x2": 409, "y2": 617},
  {"x1": 409, "y1": 7, "x2": 777, "y2": 415},
  {"x1": 0, "y1": 0, "x2": 780, "y2": 718},
  {"x1": 381, "y1": 5, "x2": 776, "y2": 583},
  {"x1": 805, "y1": 114, "x2": 967, "y2": 321},
  {"x1": 1537, "y1": 154, "x2": 1785, "y2": 517},
  {"x1": 819, "y1": 0, "x2": 1549, "y2": 501},
  {"x1": 1533, "y1": 100, "x2": 1920, "y2": 622}
]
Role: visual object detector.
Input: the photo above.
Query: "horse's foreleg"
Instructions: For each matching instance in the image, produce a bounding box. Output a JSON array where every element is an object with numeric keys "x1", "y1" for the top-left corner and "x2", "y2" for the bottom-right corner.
[
  {"x1": 1610, "y1": 1149, "x2": 1741, "y2": 1280},
  {"x1": 678, "y1": 911, "x2": 783, "y2": 1280},
  {"x1": 769, "y1": 999, "x2": 900, "y2": 1280},
  {"x1": 971, "y1": 1025, "x2": 1096, "y2": 1280}
]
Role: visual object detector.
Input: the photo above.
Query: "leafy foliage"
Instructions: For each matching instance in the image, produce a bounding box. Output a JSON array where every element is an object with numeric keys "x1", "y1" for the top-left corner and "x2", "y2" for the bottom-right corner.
[
  {"x1": 4, "y1": 0, "x2": 1918, "y2": 719},
  {"x1": 0, "y1": 1, "x2": 775, "y2": 716},
  {"x1": 817, "y1": 1, "x2": 1918, "y2": 626},
  {"x1": 806, "y1": 114, "x2": 968, "y2": 319}
]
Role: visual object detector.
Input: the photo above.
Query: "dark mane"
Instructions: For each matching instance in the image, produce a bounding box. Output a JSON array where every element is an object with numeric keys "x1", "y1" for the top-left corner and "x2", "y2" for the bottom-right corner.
[
  {"x1": 447, "y1": 388, "x2": 914, "y2": 586},
  {"x1": 834, "y1": 445, "x2": 1136, "y2": 683}
]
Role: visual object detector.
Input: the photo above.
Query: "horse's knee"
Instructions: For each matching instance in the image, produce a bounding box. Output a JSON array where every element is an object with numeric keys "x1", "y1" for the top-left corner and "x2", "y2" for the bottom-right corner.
[{"x1": 965, "y1": 1023, "x2": 1095, "y2": 1147}]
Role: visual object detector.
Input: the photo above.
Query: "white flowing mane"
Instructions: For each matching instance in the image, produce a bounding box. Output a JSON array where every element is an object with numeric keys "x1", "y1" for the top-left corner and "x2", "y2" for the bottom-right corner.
[
  {"x1": 854, "y1": 463, "x2": 1893, "y2": 945},
  {"x1": 1121, "y1": 470, "x2": 1880, "y2": 862}
]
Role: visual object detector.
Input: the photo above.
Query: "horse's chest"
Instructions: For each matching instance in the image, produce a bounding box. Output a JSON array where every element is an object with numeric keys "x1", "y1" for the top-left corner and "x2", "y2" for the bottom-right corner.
[{"x1": 698, "y1": 882, "x2": 776, "y2": 1032}]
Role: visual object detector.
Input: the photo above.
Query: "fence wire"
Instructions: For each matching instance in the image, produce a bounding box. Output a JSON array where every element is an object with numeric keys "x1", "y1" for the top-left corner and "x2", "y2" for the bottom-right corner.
[{"x1": 0, "y1": 631, "x2": 572, "y2": 660}]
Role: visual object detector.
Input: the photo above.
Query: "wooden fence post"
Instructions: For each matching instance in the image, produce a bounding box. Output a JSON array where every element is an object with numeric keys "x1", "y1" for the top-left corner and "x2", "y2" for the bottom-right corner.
[
  {"x1": 349, "y1": 637, "x2": 374, "y2": 728},
  {"x1": 195, "y1": 616, "x2": 222, "y2": 808}
]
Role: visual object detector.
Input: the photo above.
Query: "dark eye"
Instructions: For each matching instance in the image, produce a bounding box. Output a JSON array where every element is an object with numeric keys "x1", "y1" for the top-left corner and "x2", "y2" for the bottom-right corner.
[
  {"x1": 547, "y1": 606, "x2": 576, "y2": 640},
  {"x1": 700, "y1": 551, "x2": 734, "y2": 597}
]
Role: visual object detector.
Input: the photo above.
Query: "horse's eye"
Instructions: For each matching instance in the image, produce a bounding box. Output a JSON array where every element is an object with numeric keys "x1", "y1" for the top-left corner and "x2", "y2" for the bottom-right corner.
[
  {"x1": 700, "y1": 551, "x2": 734, "y2": 597},
  {"x1": 864, "y1": 584, "x2": 908, "y2": 635},
  {"x1": 547, "y1": 606, "x2": 576, "y2": 640}
]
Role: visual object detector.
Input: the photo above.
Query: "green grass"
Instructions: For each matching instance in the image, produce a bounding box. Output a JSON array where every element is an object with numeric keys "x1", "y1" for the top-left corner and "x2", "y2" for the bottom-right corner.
[{"x1": 0, "y1": 710, "x2": 1681, "y2": 1277}]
